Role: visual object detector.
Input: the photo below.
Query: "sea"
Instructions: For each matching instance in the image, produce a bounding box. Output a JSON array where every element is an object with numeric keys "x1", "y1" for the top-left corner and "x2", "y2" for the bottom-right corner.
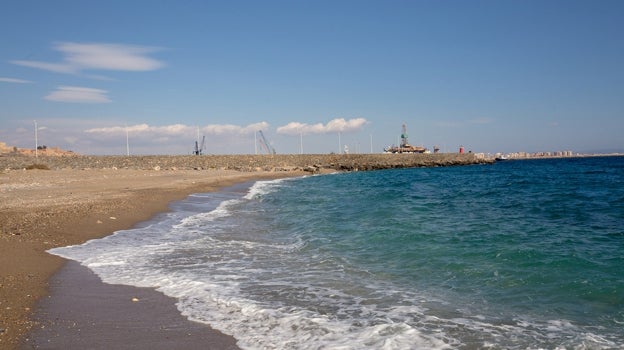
[{"x1": 49, "y1": 156, "x2": 624, "y2": 349}]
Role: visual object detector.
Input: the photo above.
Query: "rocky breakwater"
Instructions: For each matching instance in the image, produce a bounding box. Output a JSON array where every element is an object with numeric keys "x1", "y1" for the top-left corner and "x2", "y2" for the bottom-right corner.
[{"x1": 0, "y1": 153, "x2": 492, "y2": 173}]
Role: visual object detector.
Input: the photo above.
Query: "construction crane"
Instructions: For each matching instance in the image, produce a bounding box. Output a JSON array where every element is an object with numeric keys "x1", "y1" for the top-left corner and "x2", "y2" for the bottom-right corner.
[
  {"x1": 383, "y1": 123, "x2": 427, "y2": 153},
  {"x1": 400, "y1": 123, "x2": 409, "y2": 148},
  {"x1": 194, "y1": 135, "x2": 205, "y2": 155},
  {"x1": 257, "y1": 130, "x2": 276, "y2": 154}
]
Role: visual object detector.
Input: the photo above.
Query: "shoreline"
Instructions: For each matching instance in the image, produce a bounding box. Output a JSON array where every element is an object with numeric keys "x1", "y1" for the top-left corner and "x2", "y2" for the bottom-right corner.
[
  {"x1": 0, "y1": 167, "x2": 304, "y2": 349},
  {"x1": 24, "y1": 261, "x2": 241, "y2": 349},
  {"x1": 0, "y1": 153, "x2": 490, "y2": 349}
]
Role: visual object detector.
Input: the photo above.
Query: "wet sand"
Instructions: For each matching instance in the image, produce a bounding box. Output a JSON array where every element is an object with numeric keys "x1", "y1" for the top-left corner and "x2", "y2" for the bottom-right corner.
[
  {"x1": 22, "y1": 261, "x2": 240, "y2": 350},
  {"x1": 0, "y1": 168, "x2": 303, "y2": 349}
]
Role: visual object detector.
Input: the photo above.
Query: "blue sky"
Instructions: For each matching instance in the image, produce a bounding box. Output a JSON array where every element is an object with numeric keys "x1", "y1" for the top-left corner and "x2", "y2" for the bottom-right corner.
[{"x1": 1, "y1": 0, "x2": 622, "y2": 155}]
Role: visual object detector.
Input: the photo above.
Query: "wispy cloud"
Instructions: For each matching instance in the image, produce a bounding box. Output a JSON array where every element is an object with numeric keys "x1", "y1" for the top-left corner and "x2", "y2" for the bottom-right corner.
[
  {"x1": 45, "y1": 86, "x2": 111, "y2": 103},
  {"x1": 0, "y1": 77, "x2": 32, "y2": 84},
  {"x1": 85, "y1": 122, "x2": 270, "y2": 137},
  {"x1": 203, "y1": 122, "x2": 269, "y2": 135},
  {"x1": 11, "y1": 42, "x2": 165, "y2": 75},
  {"x1": 277, "y1": 117, "x2": 368, "y2": 135},
  {"x1": 2, "y1": 119, "x2": 371, "y2": 155}
]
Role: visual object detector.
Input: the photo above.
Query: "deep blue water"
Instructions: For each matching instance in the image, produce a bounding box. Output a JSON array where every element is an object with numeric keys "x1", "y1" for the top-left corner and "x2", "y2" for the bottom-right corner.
[{"x1": 50, "y1": 156, "x2": 624, "y2": 349}]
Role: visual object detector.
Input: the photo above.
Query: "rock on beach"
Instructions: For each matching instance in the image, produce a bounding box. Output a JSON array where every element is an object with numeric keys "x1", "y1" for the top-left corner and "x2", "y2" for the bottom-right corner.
[{"x1": 0, "y1": 153, "x2": 492, "y2": 173}]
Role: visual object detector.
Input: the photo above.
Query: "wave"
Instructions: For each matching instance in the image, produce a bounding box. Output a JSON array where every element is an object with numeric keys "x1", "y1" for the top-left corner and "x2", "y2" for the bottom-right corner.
[{"x1": 47, "y1": 164, "x2": 624, "y2": 349}]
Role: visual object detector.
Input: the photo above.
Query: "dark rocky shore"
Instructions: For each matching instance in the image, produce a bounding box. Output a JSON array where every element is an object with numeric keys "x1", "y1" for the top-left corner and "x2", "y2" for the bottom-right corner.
[{"x1": 1, "y1": 153, "x2": 492, "y2": 173}]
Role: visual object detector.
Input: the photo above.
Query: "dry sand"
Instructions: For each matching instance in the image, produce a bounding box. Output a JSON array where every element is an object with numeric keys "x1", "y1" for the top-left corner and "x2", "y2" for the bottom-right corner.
[{"x1": 0, "y1": 167, "x2": 304, "y2": 349}]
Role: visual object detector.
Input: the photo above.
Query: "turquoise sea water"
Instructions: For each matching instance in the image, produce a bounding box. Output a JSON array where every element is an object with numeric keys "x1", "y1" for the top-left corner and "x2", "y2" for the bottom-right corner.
[{"x1": 50, "y1": 156, "x2": 624, "y2": 349}]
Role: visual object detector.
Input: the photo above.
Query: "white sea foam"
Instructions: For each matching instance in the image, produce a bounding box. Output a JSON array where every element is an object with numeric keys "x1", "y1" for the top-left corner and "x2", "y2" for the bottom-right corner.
[
  {"x1": 49, "y1": 228, "x2": 453, "y2": 348},
  {"x1": 50, "y1": 228, "x2": 618, "y2": 350},
  {"x1": 47, "y1": 176, "x2": 623, "y2": 350},
  {"x1": 244, "y1": 177, "x2": 290, "y2": 200},
  {"x1": 177, "y1": 198, "x2": 240, "y2": 227},
  {"x1": 171, "y1": 286, "x2": 449, "y2": 350},
  {"x1": 86, "y1": 261, "x2": 126, "y2": 267}
]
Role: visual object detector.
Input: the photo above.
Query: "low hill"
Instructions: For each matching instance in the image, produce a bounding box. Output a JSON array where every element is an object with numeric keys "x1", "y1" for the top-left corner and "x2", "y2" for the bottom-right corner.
[{"x1": 0, "y1": 142, "x2": 76, "y2": 156}]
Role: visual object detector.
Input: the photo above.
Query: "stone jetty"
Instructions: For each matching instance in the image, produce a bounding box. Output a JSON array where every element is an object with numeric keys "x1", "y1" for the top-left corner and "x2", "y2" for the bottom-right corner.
[{"x1": 0, "y1": 153, "x2": 492, "y2": 173}]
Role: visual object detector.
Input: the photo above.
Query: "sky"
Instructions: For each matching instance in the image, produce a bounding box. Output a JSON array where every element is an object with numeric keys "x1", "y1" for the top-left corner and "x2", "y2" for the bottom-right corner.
[{"x1": 1, "y1": 0, "x2": 623, "y2": 155}]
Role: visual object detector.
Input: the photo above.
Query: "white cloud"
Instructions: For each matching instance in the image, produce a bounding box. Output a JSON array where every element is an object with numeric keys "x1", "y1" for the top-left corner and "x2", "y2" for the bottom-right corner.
[
  {"x1": 59, "y1": 42, "x2": 164, "y2": 71},
  {"x1": 11, "y1": 42, "x2": 165, "y2": 74},
  {"x1": 86, "y1": 122, "x2": 270, "y2": 137},
  {"x1": 203, "y1": 122, "x2": 270, "y2": 135},
  {"x1": 2, "y1": 118, "x2": 378, "y2": 155},
  {"x1": 85, "y1": 124, "x2": 150, "y2": 135},
  {"x1": 45, "y1": 86, "x2": 111, "y2": 103},
  {"x1": 0, "y1": 77, "x2": 33, "y2": 84},
  {"x1": 10, "y1": 60, "x2": 75, "y2": 74},
  {"x1": 277, "y1": 118, "x2": 368, "y2": 135}
]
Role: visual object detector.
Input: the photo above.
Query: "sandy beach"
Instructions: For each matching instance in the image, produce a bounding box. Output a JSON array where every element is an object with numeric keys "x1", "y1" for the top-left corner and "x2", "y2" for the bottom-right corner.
[
  {"x1": 0, "y1": 166, "x2": 303, "y2": 349},
  {"x1": 0, "y1": 153, "x2": 490, "y2": 349},
  {"x1": 24, "y1": 261, "x2": 241, "y2": 349}
]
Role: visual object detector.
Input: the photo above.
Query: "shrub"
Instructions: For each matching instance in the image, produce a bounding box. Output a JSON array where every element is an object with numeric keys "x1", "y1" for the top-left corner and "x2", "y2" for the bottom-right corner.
[{"x1": 25, "y1": 163, "x2": 50, "y2": 170}]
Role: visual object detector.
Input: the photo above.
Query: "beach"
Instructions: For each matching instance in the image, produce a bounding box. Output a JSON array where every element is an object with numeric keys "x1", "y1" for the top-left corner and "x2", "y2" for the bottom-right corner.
[
  {"x1": 0, "y1": 166, "x2": 304, "y2": 349},
  {"x1": 0, "y1": 153, "x2": 490, "y2": 349}
]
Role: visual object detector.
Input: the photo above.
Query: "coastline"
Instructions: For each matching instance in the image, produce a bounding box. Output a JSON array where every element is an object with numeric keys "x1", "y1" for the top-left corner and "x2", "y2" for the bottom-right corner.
[
  {"x1": 0, "y1": 153, "x2": 490, "y2": 349},
  {"x1": 0, "y1": 167, "x2": 304, "y2": 349},
  {"x1": 23, "y1": 261, "x2": 241, "y2": 350}
]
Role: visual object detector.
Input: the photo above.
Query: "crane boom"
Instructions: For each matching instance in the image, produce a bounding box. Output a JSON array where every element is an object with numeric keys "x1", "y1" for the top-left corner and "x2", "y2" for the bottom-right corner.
[
  {"x1": 194, "y1": 135, "x2": 205, "y2": 155},
  {"x1": 400, "y1": 124, "x2": 409, "y2": 147},
  {"x1": 257, "y1": 130, "x2": 276, "y2": 154}
]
